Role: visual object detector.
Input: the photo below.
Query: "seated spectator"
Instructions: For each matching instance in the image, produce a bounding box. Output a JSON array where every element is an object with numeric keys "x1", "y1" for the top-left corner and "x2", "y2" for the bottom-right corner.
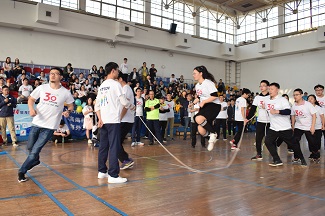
[
  {"x1": 77, "y1": 85, "x2": 87, "y2": 102},
  {"x1": 133, "y1": 82, "x2": 140, "y2": 94},
  {"x1": 74, "y1": 78, "x2": 81, "y2": 90},
  {"x1": 16, "y1": 69, "x2": 29, "y2": 82},
  {"x1": 170, "y1": 74, "x2": 177, "y2": 83},
  {"x1": 179, "y1": 75, "x2": 184, "y2": 84},
  {"x1": 0, "y1": 69, "x2": 7, "y2": 81},
  {"x1": 17, "y1": 78, "x2": 33, "y2": 104},
  {"x1": 144, "y1": 75, "x2": 153, "y2": 90},
  {"x1": 90, "y1": 65, "x2": 97, "y2": 75},
  {"x1": 2, "y1": 57, "x2": 12, "y2": 78},
  {"x1": 91, "y1": 80, "x2": 98, "y2": 93},
  {"x1": 33, "y1": 78, "x2": 41, "y2": 90},
  {"x1": 84, "y1": 79, "x2": 92, "y2": 92},
  {"x1": 69, "y1": 74, "x2": 77, "y2": 86},
  {"x1": 159, "y1": 80, "x2": 165, "y2": 91},
  {"x1": 12, "y1": 58, "x2": 23, "y2": 78},
  {"x1": 37, "y1": 71, "x2": 48, "y2": 84},
  {"x1": 78, "y1": 73, "x2": 86, "y2": 84},
  {"x1": 0, "y1": 78, "x2": 5, "y2": 94},
  {"x1": 16, "y1": 73, "x2": 27, "y2": 88},
  {"x1": 70, "y1": 83, "x2": 77, "y2": 95},
  {"x1": 52, "y1": 120, "x2": 70, "y2": 144},
  {"x1": 87, "y1": 74, "x2": 94, "y2": 85},
  {"x1": 97, "y1": 66, "x2": 105, "y2": 81}
]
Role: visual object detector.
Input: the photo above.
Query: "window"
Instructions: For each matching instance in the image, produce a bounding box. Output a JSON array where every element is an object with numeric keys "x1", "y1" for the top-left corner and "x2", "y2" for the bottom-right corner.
[{"x1": 86, "y1": 0, "x2": 100, "y2": 15}]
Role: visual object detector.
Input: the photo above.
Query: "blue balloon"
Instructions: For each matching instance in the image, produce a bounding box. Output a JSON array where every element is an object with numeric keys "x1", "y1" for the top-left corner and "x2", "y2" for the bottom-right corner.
[
  {"x1": 81, "y1": 102, "x2": 86, "y2": 108},
  {"x1": 75, "y1": 99, "x2": 81, "y2": 106}
]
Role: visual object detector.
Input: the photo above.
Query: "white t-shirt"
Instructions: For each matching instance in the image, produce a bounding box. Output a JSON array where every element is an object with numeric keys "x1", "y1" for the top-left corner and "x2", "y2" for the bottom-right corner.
[
  {"x1": 195, "y1": 79, "x2": 218, "y2": 104},
  {"x1": 264, "y1": 95, "x2": 291, "y2": 131},
  {"x1": 37, "y1": 76, "x2": 48, "y2": 84},
  {"x1": 252, "y1": 94, "x2": 270, "y2": 123},
  {"x1": 216, "y1": 101, "x2": 228, "y2": 119},
  {"x1": 135, "y1": 97, "x2": 144, "y2": 117},
  {"x1": 316, "y1": 95, "x2": 325, "y2": 108},
  {"x1": 18, "y1": 84, "x2": 33, "y2": 97},
  {"x1": 120, "y1": 63, "x2": 128, "y2": 74},
  {"x1": 57, "y1": 124, "x2": 69, "y2": 133},
  {"x1": 121, "y1": 85, "x2": 135, "y2": 123},
  {"x1": 159, "y1": 103, "x2": 169, "y2": 121},
  {"x1": 95, "y1": 79, "x2": 123, "y2": 124},
  {"x1": 291, "y1": 101, "x2": 317, "y2": 131},
  {"x1": 82, "y1": 105, "x2": 93, "y2": 118},
  {"x1": 235, "y1": 97, "x2": 246, "y2": 121},
  {"x1": 314, "y1": 105, "x2": 324, "y2": 130},
  {"x1": 165, "y1": 100, "x2": 175, "y2": 118},
  {"x1": 31, "y1": 84, "x2": 74, "y2": 130}
]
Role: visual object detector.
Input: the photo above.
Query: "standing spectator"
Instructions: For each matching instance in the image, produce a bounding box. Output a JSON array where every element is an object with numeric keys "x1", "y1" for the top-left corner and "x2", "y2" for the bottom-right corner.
[
  {"x1": 131, "y1": 87, "x2": 145, "y2": 146},
  {"x1": 170, "y1": 74, "x2": 177, "y2": 84},
  {"x1": 165, "y1": 93, "x2": 175, "y2": 141},
  {"x1": 159, "y1": 97, "x2": 170, "y2": 142},
  {"x1": 179, "y1": 75, "x2": 185, "y2": 84},
  {"x1": 52, "y1": 120, "x2": 70, "y2": 144},
  {"x1": 2, "y1": 57, "x2": 12, "y2": 78},
  {"x1": 95, "y1": 62, "x2": 135, "y2": 183},
  {"x1": 215, "y1": 95, "x2": 228, "y2": 140},
  {"x1": 90, "y1": 65, "x2": 97, "y2": 75},
  {"x1": 17, "y1": 78, "x2": 33, "y2": 104},
  {"x1": 12, "y1": 58, "x2": 23, "y2": 78},
  {"x1": 63, "y1": 63, "x2": 73, "y2": 81},
  {"x1": 189, "y1": 94, "x2": 205, "y2": 148},
  {"x1": 302, "y1": 92, "x2": 308, "y2": 101},
  {"x1": 120, "y1": 58, "x2": 129, "y2": 75},
  {"x1": 145, "y1": 90, "x2": 163, "y2": 145},
  {"x1": 149, "y1": 64, "x2": 157, "y2": 82},
  {"x1": 217, "y1": 79, "x2": 225, "y2": 94},
  {"x1": 138, "y1": 62, "x2": 149, "y2": 87},
  {"x1": 182, "y1": 93, "x2": 192, "y2": 140},
  {"x1": 0, "y1": 85, "x2": 17, "y2": 146},
  {"x1": 82, "y1": 97, "x2": 94, "y2": 144},
  {"x1": 128, "y1": 68, "x2": 140, "y2": 88}
]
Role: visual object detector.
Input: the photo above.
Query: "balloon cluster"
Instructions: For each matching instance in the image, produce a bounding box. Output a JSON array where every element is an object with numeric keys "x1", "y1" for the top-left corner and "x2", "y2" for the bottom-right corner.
[{"x1": 75, "y1": 99, "x2": 86, "y2": 114}]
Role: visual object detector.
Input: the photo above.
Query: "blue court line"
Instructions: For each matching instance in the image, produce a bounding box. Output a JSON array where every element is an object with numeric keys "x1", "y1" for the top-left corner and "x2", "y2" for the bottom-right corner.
[
  {"x1": 0, "y1": 151, "x2": 7, "y2": 155},
  {"x1": 6, "y1": 154, "x2": 74, "y2": 216}
]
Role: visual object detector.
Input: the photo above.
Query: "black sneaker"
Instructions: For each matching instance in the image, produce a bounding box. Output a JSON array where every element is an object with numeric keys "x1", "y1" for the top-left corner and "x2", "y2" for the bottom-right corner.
[
  {"x1": 149, "y1": 142, "x2": 153, "y2": 145},
  {"x1": 308, "y1": 153, "x2": 315, "y2": 160},
  {"x1": 18, "y1": 172, "x2": 27, "y2": 183},
  {"x1": 292, "y1": 158, "x2": 301, "y2": 164},
  {"x1": 28, "y1": 161, "x2": 40, "y2": 171},
  {"x1": 300, "y1": 159, "x2": 307, "y2": 166},
  {"x1": 269, "y1": 160, "x2": 283, "y2": 167},
  {"x1": 251, "y1": 155, "x2": 263, "y2": 161}
]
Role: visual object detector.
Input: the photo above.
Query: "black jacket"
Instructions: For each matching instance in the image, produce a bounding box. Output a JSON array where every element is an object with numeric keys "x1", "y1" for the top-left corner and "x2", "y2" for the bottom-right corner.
[
  {"x1": 0, "y1": 94, "x2": 17, "y2": 117},
  {"x1": 227, "y1": 105, "x2": 235, "y2": 121}
]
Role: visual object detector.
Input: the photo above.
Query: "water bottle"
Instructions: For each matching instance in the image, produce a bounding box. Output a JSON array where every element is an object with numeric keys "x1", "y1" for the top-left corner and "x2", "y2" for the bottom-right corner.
[{"x1": 62, "y1": 136, "x2": 65, "y2": 144}]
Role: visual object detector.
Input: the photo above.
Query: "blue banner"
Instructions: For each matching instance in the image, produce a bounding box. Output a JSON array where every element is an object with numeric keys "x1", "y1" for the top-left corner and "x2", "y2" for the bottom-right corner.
[{"x1": 64, "y1": 111, "x2": 86, "y2": 139}]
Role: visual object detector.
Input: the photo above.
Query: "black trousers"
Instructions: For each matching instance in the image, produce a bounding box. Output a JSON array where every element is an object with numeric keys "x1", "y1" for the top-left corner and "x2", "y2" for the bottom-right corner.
[
  {"x1": 160, "y1": 121, "x2": 167, "y2": 140},
  {"x1": 315, "y1": 129, "x2": 323, "y2": 152},
  {"x1": 215, "y1": 119, "x2": 227, "y2": 139},
  {"x1": 265, "y1": 129, "x2": 304, "y2": 162},
  {"x1": 255, "y1": 122, "x2": 270, "y2": 155},
  {"x1": 118, "y1": 122, "x2": 133, "y2": 163},
  {"x1": 191, "y1": 122, "x2": 205, "y2": 147},
  {"x1": 227, "y1": 120, "x2": 235, "y2": 135},
  {"x1": 147, "y1": 120, "x2": 163, "y2": 143},
  {"x1": 293, "y1": 128, "x2": 316, "y2": 154},
  {"x1": 233, "y1": 121, "x2": 244, "y2": 145}
]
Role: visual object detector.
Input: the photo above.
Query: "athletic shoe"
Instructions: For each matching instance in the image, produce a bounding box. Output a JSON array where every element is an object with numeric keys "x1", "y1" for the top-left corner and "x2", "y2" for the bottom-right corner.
[
  {"x1": 137, "y1": 142, "x2": 144, "y2": 146},
  {"x1": 301, "y1": 159, "x2": 307, "y2": 166},
  {"x1": 108, "y1": 176, "x2": 127, "y2": 183},
  {"x1": 171, "y1": 138, "x2": 175, "y2": 141},
  {"x1": 287, "y1": 149, "x2": 294, "y2": 154},
  {"x1": 251, "y1": 155, "x2": 263, "y2": 161},
  {"x1": 98, "y1": 172, "x2": 109, "y2": 179},
  {"x1": 88, "y1": 139, "x2": 93, "y2": 144},
  {"x1": 143, "y1": 136, "x2": 148, "y2": 139},
  {"x1": 207, "y1": 133, "x2": 217, "y2": 151},
  {"x1": 28, "y1": 161, "x2": 40, "y2": 171},
  {"x1": 223, "y1": 139, "x2": 227, "y2": 141},
  {"x1": 253, "y1": 142, "x2": 256, "y2": 146},
  {"x1": 54, "y1": 139, "x2": 58, "y2": 145},
  {"x1": 292, "y1": 158, "x2": 301, "y2": 164},
  {"x1": 12, "y1": 142, "x2": 18, "y2": 147},
  {"x1": 93, "y1": 143, "x2": 99, "y2": 147},
  {"x1": 269, "y1": 160, "x2": 283, "y2": 167},
  {"x1": 231, "y1": 144, "x2": 237, "y2": 150},
  {"x1": 18, "y1": 172, "x2": 27, "y2": 183},
  {"x1": 149, "y1": 142, "x2": 153, "y2": 145},
  {"x1": 120, "y1": 159, "x2": 134, "y2": 170},
  {"x1": 131, "y1": 142, "x2": 137, "y2": 147},
  {"x1": 230, "y1": 139, "x2": 235, "y2": 145},
  {"x1": 308, "y1": 153, "x2": 315, "y2": 160}
]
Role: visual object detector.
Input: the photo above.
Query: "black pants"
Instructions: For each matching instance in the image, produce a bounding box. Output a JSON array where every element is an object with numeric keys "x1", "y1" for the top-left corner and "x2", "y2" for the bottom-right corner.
[
  {"x1": 118, "y1": 122, "x2": 133, "y2": 163},
  {"x1": 265, "y1": 129, "x2": 304, "y2": 162},
  {"x1": 233, "y1": 121, "x2": 244, "y2": 145},
  {"x1": 191, "y1": 122, "x2": 205, "y2": 147},
  {"x1": 293, "y1": 128, "x2": 316, "y2": 155},
  {"x1": 160, "y1": 121, "x2": 167, "y2": 140},
  {"x1": 315, "y1": 129, "x2": 323, "y2": 152},
  {"x1": 147, "y1": 120, "x2": 163, "y2": 143},
  {"x1": 215, "y1": 119, "x2": 227, "y2": 139},
  {"x1": 255, "y1": 122, "x2": 270, "y2": 155},
  {"x1": 194, "y1": 103, "x2": 221, "y2": 135},
  {"x1": 227, "y1": 120, "x2": 235, "y2": 135}
]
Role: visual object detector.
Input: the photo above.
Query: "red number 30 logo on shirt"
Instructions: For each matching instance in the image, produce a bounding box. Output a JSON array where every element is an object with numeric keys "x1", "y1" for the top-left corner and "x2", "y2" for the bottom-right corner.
[{"x1": 44, "y1": 92, "x2": 57, "y2": 102}]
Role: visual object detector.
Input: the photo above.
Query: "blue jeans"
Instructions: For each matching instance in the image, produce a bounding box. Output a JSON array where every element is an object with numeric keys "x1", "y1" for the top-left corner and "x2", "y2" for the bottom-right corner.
[
  {"x1": 131, "y1": 116, "x2": 142, "y2": 142},
  {"x1": 147, "y1": 120, "x2": 163, "y2": 143},
  {"x1": 98, "y1": 123, "x2": 121, "y2": 178},
  {"x1": 19, "y1": 126, "x2": 54, "y2": 174}
]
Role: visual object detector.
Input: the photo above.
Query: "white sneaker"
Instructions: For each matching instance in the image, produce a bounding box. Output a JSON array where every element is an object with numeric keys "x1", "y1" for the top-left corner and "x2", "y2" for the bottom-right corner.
[
  {"x1": 12, "y1": 143, "x2": 19, "y2": 147},
  {"x1": 207, "y1": 133, "x2": 217, "y2": 151},
  {"x1": 137, "y1": 142, "x2": 144, "y2": 146},
  {"x1": 108, "y1": 176, "x2": 127, "y2": 183},
  {"x1": 98, "y1": 172, "x2": 109, "y2": 179},
  {"x1": 54, "y1": 139, "x2": 58, "y2": 145},
  {"x1": 131, "y1": 142, "x2": 137, "y2": 147},
  {"x1": 88, "y1": 139, "x2": 93, "y2": 144}
]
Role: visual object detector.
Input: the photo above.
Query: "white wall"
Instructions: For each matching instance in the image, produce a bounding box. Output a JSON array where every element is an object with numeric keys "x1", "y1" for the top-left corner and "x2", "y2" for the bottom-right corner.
[{"x1": 241, "y1": 50, "x2": 325, "y2": 94}]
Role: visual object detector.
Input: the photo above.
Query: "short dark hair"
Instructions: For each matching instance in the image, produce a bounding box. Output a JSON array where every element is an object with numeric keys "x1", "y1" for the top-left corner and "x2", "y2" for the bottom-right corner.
[
  {"x1": 282, "y1": 94, "x2": 289, "y2": 98},
  {"x1": 242, "y1": 88, "x2": 251, "y2": 95},
  {"x1": 260, "y1": 80, "x2": 269, "y2": 86},
  {"x1": 51, "y1": 67, "x2": 63, "y2": 76},
  {"x1": 294, "y1": 88, "x2": 303, "y2": 95},
  {"x1": 118, "y1": 71, "x2": 128, "y2": 82},
  {"x1": 314, "y1": 84, "x2": 324, "y2": 90},
  {"x1": 124, "y1": 58, "x2": 127, "y2": 61},
  {"x1": 60, "y1": 119, "x2": 65, "y2": 125},
  {"x1": 270, "y1": 82, "x2": 280, "y2": 89},
  {"x1": 67, "y1": 63, "x2": 72, "y2": 66},
  {"x1": 105, "y1": 62, "x2": 119, "y2": 75},
  {"x1": 23, "y1": 78, "x2": 29, "y2": 81},
  {"x1": 135, "y1": 87, "x2": 142, "y2": 92},
  {"x1": 2, "y1": 85, "x2": 9, "y2": 90}
]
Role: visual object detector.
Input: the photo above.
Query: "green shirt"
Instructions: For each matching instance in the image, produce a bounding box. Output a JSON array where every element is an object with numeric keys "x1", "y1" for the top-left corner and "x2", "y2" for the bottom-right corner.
[{"x1": 145, "y1": 98, "x2": 160, "y2": 120}]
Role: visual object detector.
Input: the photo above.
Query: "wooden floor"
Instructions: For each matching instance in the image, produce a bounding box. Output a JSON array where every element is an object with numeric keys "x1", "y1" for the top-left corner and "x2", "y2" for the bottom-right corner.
[{"x1": 1, "y1": 132, "x2": 325, "y2": 216}]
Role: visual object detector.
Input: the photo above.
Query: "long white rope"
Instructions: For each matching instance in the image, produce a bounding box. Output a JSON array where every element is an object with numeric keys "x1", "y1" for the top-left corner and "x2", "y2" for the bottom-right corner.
[{"x1": 139, "y1": 115, "x2": 253, "y2": 173}]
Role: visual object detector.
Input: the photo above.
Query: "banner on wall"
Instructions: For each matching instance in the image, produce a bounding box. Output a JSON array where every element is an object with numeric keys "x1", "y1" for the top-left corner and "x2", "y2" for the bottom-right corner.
[{"x1": 64, "y1": 111, "x2": 86, "y2": 139}]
